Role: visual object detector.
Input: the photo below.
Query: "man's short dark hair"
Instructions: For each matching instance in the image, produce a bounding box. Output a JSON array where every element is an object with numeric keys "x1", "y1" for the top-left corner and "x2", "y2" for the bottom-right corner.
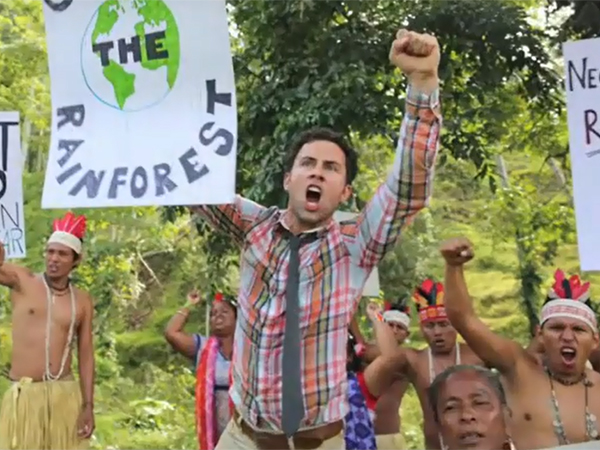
[
  {"x1": 283, "y1": 127, "x2": 359, "y2": 185},
  {"x1": 427, "y1": 364, "x2": 508, "y2": 423}
]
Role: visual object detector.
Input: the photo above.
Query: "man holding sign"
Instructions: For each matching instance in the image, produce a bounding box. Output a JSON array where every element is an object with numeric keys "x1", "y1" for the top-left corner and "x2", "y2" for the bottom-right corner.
[
  {"x1": 0, "y1": 212, "x2": 95, "y2": 450},
  {"x1": 191, "y1": 29, "x2": 441, "y2": 450}
]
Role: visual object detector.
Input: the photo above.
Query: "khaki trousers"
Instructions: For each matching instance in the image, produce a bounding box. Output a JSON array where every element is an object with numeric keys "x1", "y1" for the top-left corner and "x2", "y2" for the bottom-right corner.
[{"x1": 214, "y1": 415, "x2": 344, "y2": 450}]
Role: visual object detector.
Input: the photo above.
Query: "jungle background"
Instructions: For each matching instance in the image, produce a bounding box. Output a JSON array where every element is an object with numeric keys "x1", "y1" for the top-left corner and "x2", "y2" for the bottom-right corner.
[{"x1": 1, "y1": 0, "x2": 600, "y2": 448}]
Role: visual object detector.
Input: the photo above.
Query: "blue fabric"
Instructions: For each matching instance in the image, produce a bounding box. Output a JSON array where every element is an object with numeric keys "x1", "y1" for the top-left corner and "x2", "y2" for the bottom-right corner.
[
  {"x1": 193, "y1": 334, "x2": 231, "y2": 388},
  {"x1": 344, "y1": 372, "x2": 377, "y2": 450}
]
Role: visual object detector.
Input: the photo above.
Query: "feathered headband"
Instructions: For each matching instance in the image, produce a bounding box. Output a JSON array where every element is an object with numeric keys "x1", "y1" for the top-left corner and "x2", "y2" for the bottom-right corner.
[
  {"x1": 541, "y1": 269, "x2": 596, "y2": 330},
  {"x1": 412, "y1": 278, "x2": 447, "y2": 323},
  {"x1": 47, "y1": 212, "x2": 86, "y2": 254},
  {"x1": 383, "y1": 297, "x2": 411, "y2": 329}
]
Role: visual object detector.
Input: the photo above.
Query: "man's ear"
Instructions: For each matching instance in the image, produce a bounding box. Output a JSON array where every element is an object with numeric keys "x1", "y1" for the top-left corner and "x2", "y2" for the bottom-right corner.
[
  {"x1": 283, "y1": 172, "x2": 291, "y2": 192},
  {"x1": 73, "y1": 251, "x2": 85, "y2": 269},
  {"x1": 341, "y1": 185, "x2": 352, "y2": 203}
]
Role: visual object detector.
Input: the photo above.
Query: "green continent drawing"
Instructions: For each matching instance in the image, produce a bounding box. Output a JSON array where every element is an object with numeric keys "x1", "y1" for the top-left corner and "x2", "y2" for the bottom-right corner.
[{"x1": 90, "y1": 0, "x2": 180, "y2": 110}]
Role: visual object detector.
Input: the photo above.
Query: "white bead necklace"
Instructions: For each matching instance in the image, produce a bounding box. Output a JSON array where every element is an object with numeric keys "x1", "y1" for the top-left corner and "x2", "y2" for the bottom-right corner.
[{"x1": 42, "y1": 274, "x2": 76, "y2": 382}]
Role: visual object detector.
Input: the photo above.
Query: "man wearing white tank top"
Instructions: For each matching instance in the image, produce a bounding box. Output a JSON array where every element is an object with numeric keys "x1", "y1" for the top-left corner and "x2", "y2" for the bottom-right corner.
[{"x1": 386, "y1": 278, "x2": 485, "y2": 449}]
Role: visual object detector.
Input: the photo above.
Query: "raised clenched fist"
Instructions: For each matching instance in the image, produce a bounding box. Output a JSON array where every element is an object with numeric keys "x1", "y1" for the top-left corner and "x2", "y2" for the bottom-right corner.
[
  {"x1": 186, "y1": 289, "x2": 201, "y2": 306},
  {"x1": 440, "y1": 237, "x2": 474, "y2": 267},
  {"x1": 389, "y1": 29, "x2": 440, "y2": 81},
  {"x1": 366, "y1": 301, "x2": 383, "y2": 321}
]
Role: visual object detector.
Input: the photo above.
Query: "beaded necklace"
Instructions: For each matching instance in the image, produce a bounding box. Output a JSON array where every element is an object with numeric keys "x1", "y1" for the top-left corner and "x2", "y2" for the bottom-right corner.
[{"x1": 42, "y1": 274, "x2": 76, "y2": 381}]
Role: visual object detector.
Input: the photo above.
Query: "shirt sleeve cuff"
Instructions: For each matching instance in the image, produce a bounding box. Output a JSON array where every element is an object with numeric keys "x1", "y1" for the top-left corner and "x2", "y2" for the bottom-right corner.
[{"x1": 406, "y1": 84, "x2": 440, "y2": 110}]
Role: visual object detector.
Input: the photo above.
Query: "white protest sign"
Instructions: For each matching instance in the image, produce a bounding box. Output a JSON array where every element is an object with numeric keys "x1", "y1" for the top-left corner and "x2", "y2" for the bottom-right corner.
[
  {"x1": 334, "y1": 210, "x2": 381, "y2": 297},
  {"x1": 563, "y1": 37, "x2": 600, "y2": 271},
  {"x1": 542, "y1": 442, "x2": 600, "y2": 450},
  {"x1": 0, "y1": 112, "x2": 26, "y2": 259},
  {"x1": 41, "y1": 0, "x2": 237, "y2": 208}
]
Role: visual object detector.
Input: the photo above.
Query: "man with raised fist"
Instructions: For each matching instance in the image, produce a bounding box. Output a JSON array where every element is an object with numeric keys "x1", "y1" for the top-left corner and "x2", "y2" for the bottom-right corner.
[
  {"x1": 191, "y1": 29, "x2": 442, "y2": 450},
  {"x1": 441, "y1": 237, "x2": 600, "y2": 449}
]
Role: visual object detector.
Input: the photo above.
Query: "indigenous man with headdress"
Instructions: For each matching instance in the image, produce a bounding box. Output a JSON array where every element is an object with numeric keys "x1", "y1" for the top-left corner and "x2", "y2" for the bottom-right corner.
[
  {"x1": 441, "y1": 236, "x2": 600, "y2": 449},
  {"x1": 527, "y1": 322, "x2": 595, "y2": 371},
  {"x1": 0, "y1": 212, "x2": 95, "y2": 450},
  {"x1": 349, "y1": 297, "x2": 412, "y2": 449},
  {"x1": 380, "y1": 279, "x2": 484, "y2": 449}
]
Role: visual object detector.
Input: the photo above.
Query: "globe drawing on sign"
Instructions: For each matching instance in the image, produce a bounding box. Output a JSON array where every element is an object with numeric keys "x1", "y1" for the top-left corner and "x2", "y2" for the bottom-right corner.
[{"x1": 80, "y1": 0, "x2": 180, "y2": 112}]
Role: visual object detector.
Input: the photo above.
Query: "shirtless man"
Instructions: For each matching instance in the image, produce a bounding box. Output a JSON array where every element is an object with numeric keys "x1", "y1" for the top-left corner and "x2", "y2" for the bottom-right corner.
[
  {"x1": 0, "y1": 212, "x2": 95, "y2": 450},
  {"x1": 388, "y1": 279, "x2": 484, "y2": 449},
  {"x1": 441, "y1": 236, "x2": 600, "y2": 449},
  {"x1": 350, "y1": 298, "x2": 412, "y2": 449}
]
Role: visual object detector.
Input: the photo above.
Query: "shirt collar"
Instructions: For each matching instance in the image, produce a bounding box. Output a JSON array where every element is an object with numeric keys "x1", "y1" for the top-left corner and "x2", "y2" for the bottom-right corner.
[{"x1": 276, "y1": 210, "x2": 336, "y2": 239}]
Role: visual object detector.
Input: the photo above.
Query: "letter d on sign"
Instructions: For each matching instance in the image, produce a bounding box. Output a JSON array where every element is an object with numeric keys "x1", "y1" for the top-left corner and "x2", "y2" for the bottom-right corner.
[{"x1": 44, "y1": 0, "x2": 73, "y2": 12}]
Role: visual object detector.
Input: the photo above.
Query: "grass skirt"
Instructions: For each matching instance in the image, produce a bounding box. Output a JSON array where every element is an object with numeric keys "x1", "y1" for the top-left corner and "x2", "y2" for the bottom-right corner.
[{"x1": 0, "y1": 377, "x2": 88, "y2": 450}]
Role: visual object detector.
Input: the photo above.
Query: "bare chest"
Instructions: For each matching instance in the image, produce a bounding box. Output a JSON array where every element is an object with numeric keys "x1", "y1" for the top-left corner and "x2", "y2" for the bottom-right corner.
[
  {"x1": 510, "y1": 374, "x2": 600, "y2": 445},
  {"x1": 12, "y1": 286, "x2": 81, "y2": 331}
]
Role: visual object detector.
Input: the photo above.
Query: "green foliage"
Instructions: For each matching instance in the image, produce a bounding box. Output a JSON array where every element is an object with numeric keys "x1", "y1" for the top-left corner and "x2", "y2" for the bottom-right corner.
[
  {"x1": 0, "y1": 0, "x2": 50, "y2": 171},
  {"x1": 0, "y1": 172, "x2": 221, "y2": 449},
  {"x1": 230, "y1": 0, "x2": 562, "y2": 207},
  {"x1": 484, "y1": 183, "x2": 575, "y2": 334},
  {"x1": 552, "y1": 0, "x2": 600, "y2": 40}
]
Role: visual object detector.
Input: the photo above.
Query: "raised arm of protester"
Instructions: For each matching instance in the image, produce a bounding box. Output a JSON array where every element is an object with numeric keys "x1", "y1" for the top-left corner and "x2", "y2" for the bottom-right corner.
[
  {"x1": 441, "y1": 237, "x2": 525, "y2": 378},
  {"x1": 361, "y1": 302, "x2": 405, "y2": 397},
  {"x1": 0, "y1": 242, "x2": 33, "y2": 291},
  {"x1": 349, "y1": 30, "x2": 441, "y2": 269},
  {"x1": 190, "y1": 30, "x2": 442, "y2": 265}
]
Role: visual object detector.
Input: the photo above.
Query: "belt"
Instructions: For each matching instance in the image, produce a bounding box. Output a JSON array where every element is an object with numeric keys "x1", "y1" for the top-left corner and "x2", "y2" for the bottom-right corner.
[{"x1": 234, "y1": 410, "x2": 343, "y2": 450}]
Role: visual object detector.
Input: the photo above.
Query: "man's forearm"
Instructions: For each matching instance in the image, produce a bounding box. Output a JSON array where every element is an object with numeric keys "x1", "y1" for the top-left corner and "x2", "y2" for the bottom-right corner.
[
  {"x1": 190, "y1": 195, "x2": 265, "y2": 246},
  {"x1": 409, "y1": 75, "x2": 439, "y2": 95},
  {"x1": 355, "y1": 81, "x2": 441, "y2": 268},
  {"x1": 444, "y1": 264, "x2": 476, "y2": 322},
  {"x1": 79, "y1": 354, "x2": 95, "y2": 407},
  {"x1": 385, "y1": 82, "x2": 441, "y2": 196},
  {"x1": 372, "y1": 319, "x2": 397, "y2": 357},
  {"x1": 0, "y1": 263, "x2": 22, "y2": 290}
]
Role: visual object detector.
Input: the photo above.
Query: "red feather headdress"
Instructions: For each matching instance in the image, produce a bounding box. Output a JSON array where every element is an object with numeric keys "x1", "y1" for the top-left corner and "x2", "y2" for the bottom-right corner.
[
  {"x1": 412, "y1": 278, "x2": 447, "y2": 323},
  {"x1": 541, "y1": 269, "x2": 596, "y2": 330},
  {"x1": 546, "y1": 269, "x2": 591, "y2": 303},
  {"x1": 47, "y1": 212, "x2": 87, "y2": 254}
]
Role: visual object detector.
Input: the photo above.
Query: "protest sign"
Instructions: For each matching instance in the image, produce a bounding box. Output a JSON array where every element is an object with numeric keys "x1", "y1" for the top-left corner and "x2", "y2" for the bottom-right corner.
[
  {"x1": 563, "y1": 37, "x2": 600, "y2": 271},
  {"x1": 542, "y1": 442, "x2": 600, "y2": 450},
  {"x1": 334, "y1": 210, "x2": 381, "y2": 297},
  {"x1": 41, "y1": 0, "x2": 237, "y2": 208},
  {"x1": 0, "y1": 112, "x2": 26, "y2": 259}
]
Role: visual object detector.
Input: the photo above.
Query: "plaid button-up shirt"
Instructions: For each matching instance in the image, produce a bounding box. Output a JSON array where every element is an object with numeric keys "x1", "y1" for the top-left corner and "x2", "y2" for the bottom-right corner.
[{"x1": 195, "y1": 86, "x2": 441, "y2": 432}]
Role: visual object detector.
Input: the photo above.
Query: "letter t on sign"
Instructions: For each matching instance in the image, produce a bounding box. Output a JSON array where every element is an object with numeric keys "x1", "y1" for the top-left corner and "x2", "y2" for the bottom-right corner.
[
  {"x1": 206, "y1": 79, "x2": 232, "y2": 115},
  {"x1": 0, "y1": 120, "x2": 19, "y2": 200}
]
